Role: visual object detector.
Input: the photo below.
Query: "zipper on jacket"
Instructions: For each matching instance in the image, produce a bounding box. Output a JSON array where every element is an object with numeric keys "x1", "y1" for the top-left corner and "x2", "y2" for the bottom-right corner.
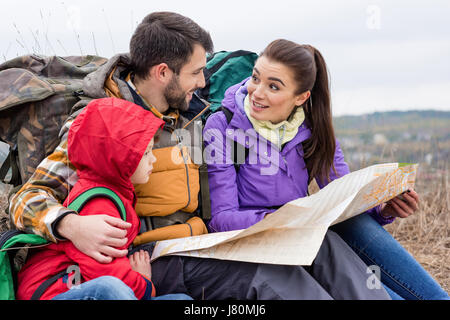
[
  {"x1": 174, "y1": 129, "x2": 192, "y2": 210},
  {"x1": 282, "y1": 156, "x2": 291, "y2": 177},
  {"x1": 180, "y1": 145, "x2": 192, "y2": 210},
  {"x1": 278, "y1": 125, "x2": 286, "y2": 150}
]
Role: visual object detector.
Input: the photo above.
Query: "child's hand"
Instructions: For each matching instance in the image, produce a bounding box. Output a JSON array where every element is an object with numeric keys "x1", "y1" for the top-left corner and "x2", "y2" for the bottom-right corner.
[{"x1": 129, "y1": 250, "x2": 152, "y2": 279}]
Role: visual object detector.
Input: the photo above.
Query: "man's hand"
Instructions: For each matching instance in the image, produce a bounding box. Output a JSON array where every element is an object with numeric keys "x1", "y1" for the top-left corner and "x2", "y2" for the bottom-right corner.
[{"x1": 57, "y1": 214, "x2": 131, "y2": 263}]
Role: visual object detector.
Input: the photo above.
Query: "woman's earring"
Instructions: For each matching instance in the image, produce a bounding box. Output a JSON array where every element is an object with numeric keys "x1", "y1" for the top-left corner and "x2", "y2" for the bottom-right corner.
[{"x1": 309, "y1": 96, "x2": 313, "y2": 109}]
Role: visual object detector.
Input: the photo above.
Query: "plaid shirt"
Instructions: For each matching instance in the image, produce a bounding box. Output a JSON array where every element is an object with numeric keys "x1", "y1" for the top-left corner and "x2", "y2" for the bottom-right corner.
[{"x1": 9, "y1": 117, "x2": 79, "y2": 242}]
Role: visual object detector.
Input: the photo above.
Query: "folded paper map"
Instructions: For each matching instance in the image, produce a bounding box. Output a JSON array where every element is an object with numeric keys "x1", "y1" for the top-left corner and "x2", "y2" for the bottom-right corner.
[{"x1": 151, "y1": 163, "x2": 418, "y2": 266}]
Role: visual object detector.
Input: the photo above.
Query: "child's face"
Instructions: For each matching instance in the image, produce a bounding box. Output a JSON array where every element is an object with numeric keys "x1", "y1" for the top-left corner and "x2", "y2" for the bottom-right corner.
[{"x1": 130, "y1": 138, "x2": 156, "y2": 185}]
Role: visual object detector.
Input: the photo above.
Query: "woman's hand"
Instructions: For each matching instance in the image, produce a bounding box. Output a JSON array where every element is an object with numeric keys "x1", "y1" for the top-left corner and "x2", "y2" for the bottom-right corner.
[
  {"x1": 129, "y1": 250, "x2": 152, "y2": 279},
  {"x1": 380, "y1": 188, "x2": 420, "y2": 218}
]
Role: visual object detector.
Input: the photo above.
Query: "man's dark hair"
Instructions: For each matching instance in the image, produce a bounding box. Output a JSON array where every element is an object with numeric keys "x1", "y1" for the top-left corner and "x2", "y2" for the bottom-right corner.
[{"x1": 130, "y1": 11, "x2": 214, "y2": 79}]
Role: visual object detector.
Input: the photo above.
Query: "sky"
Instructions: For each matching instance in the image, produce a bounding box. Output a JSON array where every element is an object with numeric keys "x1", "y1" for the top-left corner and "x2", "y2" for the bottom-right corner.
[{"x1": 0, "y1": 0, "x2": 449, "y2": 116}]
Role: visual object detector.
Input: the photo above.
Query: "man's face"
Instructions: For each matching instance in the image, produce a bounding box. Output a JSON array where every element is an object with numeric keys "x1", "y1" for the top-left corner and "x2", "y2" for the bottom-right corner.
[{"x1": 164, "y1": 44, "x2": 207, "y2": 111}]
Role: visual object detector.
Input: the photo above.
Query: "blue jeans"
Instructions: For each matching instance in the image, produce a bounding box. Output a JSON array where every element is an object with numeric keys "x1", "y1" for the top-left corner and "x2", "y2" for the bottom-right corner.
[
  {"x1": 52, "y1": 276, "x2": 193, "y2": 300},
  {"x1": 330, "y1": 214, "x2": 449, "y2": 300}
]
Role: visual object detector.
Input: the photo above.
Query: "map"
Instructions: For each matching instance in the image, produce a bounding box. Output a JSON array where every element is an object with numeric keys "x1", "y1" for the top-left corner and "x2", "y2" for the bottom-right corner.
[{"x1": 151, "y1": 163, "x2": 418, "y2": 266}]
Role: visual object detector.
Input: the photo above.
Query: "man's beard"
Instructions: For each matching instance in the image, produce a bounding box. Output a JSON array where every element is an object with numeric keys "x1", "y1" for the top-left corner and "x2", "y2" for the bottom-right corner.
[{"x1": 164, "y1": 74, "x2": 192, "y2": 111}]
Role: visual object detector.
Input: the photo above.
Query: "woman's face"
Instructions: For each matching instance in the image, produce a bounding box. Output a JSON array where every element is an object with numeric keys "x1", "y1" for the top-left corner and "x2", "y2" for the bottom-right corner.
[{"x1": 247, "y1": 56, "x2": 310, "y2": 124}]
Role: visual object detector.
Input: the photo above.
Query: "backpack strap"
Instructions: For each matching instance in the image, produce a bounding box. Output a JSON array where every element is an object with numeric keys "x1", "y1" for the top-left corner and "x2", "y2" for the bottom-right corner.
[
  {"x1": 28, "y1": 187, "x2": 126, "y2": 300},
  {"x1": 0, "y1": 187, "x2": 127, "y2": 251},
  {"x1": 199, "y1": 163, "x2": 211, "y2": 221},
  {"x1": 221, "y1": 105, "x2": 234, "y2": 124},
  {"x1": 0, "y1": 142, "x2": 21, "y2": 186},
  {"x1": 67, "y1": 186, "x2": 127, "y2": 222},
  {"x1": 30, "y1": 270, "x2": 68, "y2": 300},
  {"x1": 220, "y1": 106, "x2": 249, "y2": 172},
  {"x1": 198, "y1": 107, "x2": 238, "y2": 221}
]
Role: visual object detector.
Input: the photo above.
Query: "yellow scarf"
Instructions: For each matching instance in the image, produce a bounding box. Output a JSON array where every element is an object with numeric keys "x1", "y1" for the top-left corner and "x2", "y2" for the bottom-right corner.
[{"x1": 244, "y1": 95, "x2": 305, "y2": 149}]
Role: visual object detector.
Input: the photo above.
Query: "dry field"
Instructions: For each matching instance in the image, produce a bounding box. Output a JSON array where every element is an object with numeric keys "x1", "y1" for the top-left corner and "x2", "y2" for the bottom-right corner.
[
  {"x1": 308, "y1": 162, "x2": 449, "y2": 294},
  {"x1": 383, "y1": 164, "x2": 449, "y2": 293},
  {"x1": 1, "y1": 162, "x2": 449, "y2": 296}
]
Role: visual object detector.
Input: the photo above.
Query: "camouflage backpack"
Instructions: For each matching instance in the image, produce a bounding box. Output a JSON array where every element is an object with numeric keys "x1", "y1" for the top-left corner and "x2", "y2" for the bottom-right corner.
[{"x1": 0, "y1": 54, "x2": 107, "y2": 187}]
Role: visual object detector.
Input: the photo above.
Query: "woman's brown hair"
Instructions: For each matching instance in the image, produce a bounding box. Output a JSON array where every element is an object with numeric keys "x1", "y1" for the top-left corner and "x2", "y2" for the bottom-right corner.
[{"x1": 260, "y1": 39, "x2": 337, "y2": 184}]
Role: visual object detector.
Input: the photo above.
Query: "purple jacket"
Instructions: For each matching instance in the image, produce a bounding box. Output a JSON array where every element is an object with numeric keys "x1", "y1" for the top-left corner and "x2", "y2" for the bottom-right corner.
[{"x1": 203, "y1": 78, "x2": 393, "y2": 232}]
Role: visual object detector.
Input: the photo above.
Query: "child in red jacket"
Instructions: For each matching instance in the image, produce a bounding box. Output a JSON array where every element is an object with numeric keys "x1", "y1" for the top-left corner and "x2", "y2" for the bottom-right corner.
[{"x1": 17, "y1": 97, "x2": 191, "y2": 300}]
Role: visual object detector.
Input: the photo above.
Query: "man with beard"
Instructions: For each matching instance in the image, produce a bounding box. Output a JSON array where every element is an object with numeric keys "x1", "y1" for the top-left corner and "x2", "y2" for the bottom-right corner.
[{"x1": 9, "y1": 11, "x2": 388, "y2": 300}]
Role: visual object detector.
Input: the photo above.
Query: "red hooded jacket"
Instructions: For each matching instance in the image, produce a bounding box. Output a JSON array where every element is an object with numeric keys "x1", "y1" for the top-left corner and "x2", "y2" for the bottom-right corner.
[{"x1": 17, "y1": 97, "x2": 164, "y2": 300}]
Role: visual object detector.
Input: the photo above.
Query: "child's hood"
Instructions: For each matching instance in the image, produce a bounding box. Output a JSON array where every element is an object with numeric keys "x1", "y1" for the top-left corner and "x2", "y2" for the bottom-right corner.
[{"x1": 68, "y1": 97, "x2": 164, "y2": 194}]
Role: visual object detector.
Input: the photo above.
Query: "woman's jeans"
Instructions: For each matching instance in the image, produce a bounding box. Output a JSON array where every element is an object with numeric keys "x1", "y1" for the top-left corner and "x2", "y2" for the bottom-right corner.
[
  {"x1": 330, "y1": 213, "x2": 449, "y2": 300},
  {"x1": 52, "y1": 276, "x2": 193, "y2": 300}
]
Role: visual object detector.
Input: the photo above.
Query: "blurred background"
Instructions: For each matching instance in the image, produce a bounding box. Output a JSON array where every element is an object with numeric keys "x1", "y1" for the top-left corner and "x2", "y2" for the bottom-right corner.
[{"x1": 1, "y1": 0, "x2": 449, "y2": 116}]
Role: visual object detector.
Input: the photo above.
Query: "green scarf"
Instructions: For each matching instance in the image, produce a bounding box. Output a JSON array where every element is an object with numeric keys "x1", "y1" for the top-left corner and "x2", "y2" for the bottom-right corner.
[{"x1": 244, "y1": 95, "x2": 305, "y2": 149}]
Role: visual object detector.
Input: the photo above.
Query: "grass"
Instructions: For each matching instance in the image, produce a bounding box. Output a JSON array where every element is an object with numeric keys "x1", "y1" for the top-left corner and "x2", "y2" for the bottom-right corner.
[
  {"x1": 308, "y1": 160, "x2": 449, "y2": 294},
  {"x1": 333, "y1": 110, "x2": 449, "y2": 293},
  {"x1": 383, "y1": 163, "x2": 449, "y2": 293}
]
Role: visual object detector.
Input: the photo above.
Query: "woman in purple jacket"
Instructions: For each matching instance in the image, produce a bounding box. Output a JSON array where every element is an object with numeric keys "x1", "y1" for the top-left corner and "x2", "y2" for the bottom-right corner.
[{"x1": 203, "y1": 39, "x2": 449, "y2": 300}]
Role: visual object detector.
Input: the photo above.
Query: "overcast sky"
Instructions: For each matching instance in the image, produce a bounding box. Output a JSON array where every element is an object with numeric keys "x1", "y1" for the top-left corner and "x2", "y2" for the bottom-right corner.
[{"x1": 1, "y1": 0, "x2": 449, "y2": 116}]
